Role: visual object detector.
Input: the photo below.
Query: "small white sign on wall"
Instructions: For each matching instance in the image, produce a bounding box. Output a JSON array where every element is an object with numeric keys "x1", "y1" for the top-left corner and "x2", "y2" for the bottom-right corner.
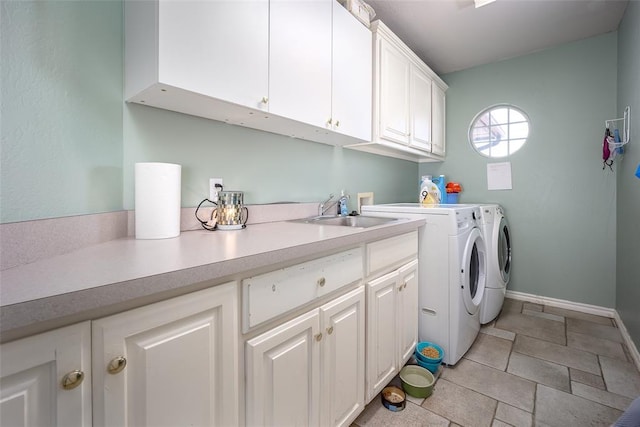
[{"x1": 487, "y1": 162, "x2": 512, "y2": 190}]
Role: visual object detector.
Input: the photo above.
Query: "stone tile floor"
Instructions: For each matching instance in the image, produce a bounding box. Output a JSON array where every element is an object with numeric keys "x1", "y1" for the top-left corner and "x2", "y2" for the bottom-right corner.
[{"x1": 353, "y1": 298, "x2": 640, "y2": 427}]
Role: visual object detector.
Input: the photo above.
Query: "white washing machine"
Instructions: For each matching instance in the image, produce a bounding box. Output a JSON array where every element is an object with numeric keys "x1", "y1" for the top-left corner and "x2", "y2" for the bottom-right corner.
[
  {"x1": 361, "y1": 203, "x2": 487, "y2": 365},
  {"x1": 478, "y1": 204, "x2": 512, "y2": 324}
]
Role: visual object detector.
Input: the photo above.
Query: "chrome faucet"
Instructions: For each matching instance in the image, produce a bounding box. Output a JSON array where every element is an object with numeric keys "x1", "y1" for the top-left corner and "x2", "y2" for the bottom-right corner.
[{"x1": 319, "y1": 193, "x2": 339, "y2": 216}]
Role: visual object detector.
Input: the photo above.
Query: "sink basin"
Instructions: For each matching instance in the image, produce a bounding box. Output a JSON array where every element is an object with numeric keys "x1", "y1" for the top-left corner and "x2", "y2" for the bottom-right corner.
[{"x1": 291, "y1": 215, "x2": 402, "y2": 228}]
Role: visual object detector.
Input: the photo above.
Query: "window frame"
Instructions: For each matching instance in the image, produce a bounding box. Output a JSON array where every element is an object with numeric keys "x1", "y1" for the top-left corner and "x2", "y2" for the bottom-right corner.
[{"x1": 468, "y1": 104, "x2": 530, "y2": 158}]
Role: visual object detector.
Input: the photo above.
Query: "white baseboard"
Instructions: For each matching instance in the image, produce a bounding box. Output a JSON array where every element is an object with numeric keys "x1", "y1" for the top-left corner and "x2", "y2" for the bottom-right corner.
[
  {"x1": 613, "y1": 311, "x2": 640, "y2": 373},
  {"x1": 506, "y1": 290, "x2": 640, "y2": 371}
]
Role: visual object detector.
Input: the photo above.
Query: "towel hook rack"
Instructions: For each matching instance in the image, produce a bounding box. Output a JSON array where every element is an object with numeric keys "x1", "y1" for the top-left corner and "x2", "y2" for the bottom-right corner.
[{"x1": 605, "y1": 106, "x2": 631, "y2": 148}]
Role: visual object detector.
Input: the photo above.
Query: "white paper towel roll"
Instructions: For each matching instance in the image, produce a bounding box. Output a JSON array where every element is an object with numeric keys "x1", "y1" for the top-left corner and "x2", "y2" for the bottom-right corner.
[{"x1": 135, "y1": 162, "x2": 181, "y2": 239}]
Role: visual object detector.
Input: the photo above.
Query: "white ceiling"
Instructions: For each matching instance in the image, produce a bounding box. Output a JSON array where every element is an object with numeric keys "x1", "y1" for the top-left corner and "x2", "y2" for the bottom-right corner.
[{"x1": 364, "y1": 0, "x2": 629, "y2": 74}]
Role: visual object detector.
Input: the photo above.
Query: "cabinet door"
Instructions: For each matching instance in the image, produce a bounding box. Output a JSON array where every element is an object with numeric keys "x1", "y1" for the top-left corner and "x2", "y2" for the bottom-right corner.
[
  {"x1": 397, "y1": 259, "x2": 419, "y2": 365},
  {"x1": 431, "y1": 83, "x2": 446, "y2": 157},
  {"x1": 269, "y1": 0, "x2": 332, "y2": 128},
  {"x1": 92, "y1": 283, "x2": 239, "y2": 427},
  {"x1": 320, "y1": 287, "x2": 365, "y2": 427},
  {"x1": 365, "y1": 270, "x2": 398, "y2": 402},
  {"x1": 157, "y1": 0, "x2": 269, "y2": 110},
  {"x1": 332, "y1": 3, "x2": 372, "y2": 141},
  {"x1": 378, "y1": 38, "x2": 411, "y2": 145},
  {"x1": 246, "y1": 309, "x2": 320, "y2": 427},
  {"x1": 409, "y1": 66, "x2": 433, "y2": 151},
  {"x1": 0, "y1": 322, "x2": 92, "y2": 427}
]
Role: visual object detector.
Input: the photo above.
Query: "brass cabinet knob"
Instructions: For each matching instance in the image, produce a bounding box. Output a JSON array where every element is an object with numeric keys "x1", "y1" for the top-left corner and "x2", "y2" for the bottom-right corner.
[
  {"x1": 107, "y1": 356, "x2": 127, "y2": 374},
  {"x1": 61, "y1": 370, "x2": 84, "y2": 390},
  {"x1": 315, "y1": 333, "x2": 323, "y2": 342},
  {"x1": 327, "y1": 326, "x2": 334, "y2": 335},
  {"x1": 261, "y1": 96, "x2": 269, "y2": 104},
  {"x1": 317, "y1": 277, "x2": 326, "y2": 287},
  {"x1": 335, "y1": 120, "x2": 340, "y2": 128}
]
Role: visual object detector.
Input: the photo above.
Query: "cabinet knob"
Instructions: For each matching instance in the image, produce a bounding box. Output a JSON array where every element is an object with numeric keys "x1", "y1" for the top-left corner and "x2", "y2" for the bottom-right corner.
[
  {"x1": 107, "y1": 356, "x2": 127, "y2": 375},
  {"x1": 261, "y1": 96, "x2": 268, "y2": 104},
  {"x1": 327, "y1": 326, "x2": 334, "y2": 335},
  {"x1": 335, "y1": 120, "x2": 340, "y2": 128},
  {"x1": 317, "y1": 277, "x2": 326, "y2": 287},
  {"x1": 326, "y1": 118, "x2": 332, "y2": 127},
  {"x1": 315, "y1": 333, "x2": 323, "y2": 342},
  {"x1": 61, "y1": 370, "x2": 84, "y2": 390},
  {"x1": 398, "y1": 283, "x2": 404, "y2": 292}
]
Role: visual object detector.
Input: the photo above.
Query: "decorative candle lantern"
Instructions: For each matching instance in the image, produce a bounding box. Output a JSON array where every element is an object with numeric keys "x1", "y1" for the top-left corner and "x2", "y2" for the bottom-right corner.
[{"x1": 216, "y1": 191, "x2": 248, "y2": 230}]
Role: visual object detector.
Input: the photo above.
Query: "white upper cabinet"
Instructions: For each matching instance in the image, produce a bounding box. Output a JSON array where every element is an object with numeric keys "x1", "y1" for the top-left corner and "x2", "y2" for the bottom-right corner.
[
  {"x1": 378, "y1": 37, "x2": 411, "y2": 144},
  {"x1": 410, "y1": 66, "x2": 433, "y2": 151},
  {"x1": 125, "y1": 0, "x2": 372, "y2": 146},
  {"x1": 431, "y1": 82, "x2": 447, "y2": 157},
  {"x1": 159, "y1": 0, "x2": 268, "y2": 110},
  {"x1": 125, "y1": 0, "x2": 269, "y2": 110},
  {"x1": 346, "y1": 20, "x2": 448, "y2": 162},
  {"x1": 331, "y1": 2, "x2": 372, "y2": 141},
  {"x1": 269, "y1": 0, "x2": 332, "y2": 129}
]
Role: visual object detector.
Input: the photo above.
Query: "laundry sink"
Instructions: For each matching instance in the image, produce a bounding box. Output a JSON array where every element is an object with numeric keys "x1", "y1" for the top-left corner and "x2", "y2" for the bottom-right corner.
[{"x1": 290, "y1": 215, "x2": 402, "y2": 228}]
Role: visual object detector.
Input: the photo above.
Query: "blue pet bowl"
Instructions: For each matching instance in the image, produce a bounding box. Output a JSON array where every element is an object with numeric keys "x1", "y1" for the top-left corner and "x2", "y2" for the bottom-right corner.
[
  {"x1": 415, "y1": 356, "x2": 442, "y2": 374},
  {"x1": 415, "y1": 342, "x2": 444, "y2": 364}
]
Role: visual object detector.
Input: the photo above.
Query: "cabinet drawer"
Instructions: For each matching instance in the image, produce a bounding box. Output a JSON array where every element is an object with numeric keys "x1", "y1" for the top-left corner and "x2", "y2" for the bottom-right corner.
[
  {"x1": 367, "y1": 231, "x2": 418, "y2": 276},
  {"x1": 242, "y1": 248, "x2": 363, "y2": 331}
]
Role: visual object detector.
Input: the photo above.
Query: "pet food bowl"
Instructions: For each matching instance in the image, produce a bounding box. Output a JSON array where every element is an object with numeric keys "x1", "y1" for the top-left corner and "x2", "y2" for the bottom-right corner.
[
  {"x1": 415, "y1": 341, "x2": 444, "y2": 364},
  {"x1": 399, "y1": 365, "x2": 435, "y2": 399},
  {"x1": 381, "y1": 385, "x2": 406, "y2": 411},
  {"x1": 415, "y1": 357, "x2": 442, "y2": 374}
]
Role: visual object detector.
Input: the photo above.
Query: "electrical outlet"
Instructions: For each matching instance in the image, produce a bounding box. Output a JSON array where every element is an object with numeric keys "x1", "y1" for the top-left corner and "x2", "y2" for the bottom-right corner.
[{"x1": 209, "y1": 178, "x2": 223, "y2": 201}]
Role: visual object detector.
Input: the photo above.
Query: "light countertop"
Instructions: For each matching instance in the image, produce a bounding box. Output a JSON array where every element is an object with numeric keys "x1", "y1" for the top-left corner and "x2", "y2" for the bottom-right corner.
[{"x1": 0, "y1": 218, "x2": 424, "y2": 342}]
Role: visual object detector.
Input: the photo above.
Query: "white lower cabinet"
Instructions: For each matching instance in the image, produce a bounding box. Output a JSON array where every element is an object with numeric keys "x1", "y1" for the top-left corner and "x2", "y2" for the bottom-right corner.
[
  {"x1": 365, "y1": 269, "x2": 398, "y2": 400},
  {"x1": 1, "y1": 231, "x2": 422, "y2": 427},
  {"x1": 92, "y1": 282, "x2": 239, "y2": 427},
  {"x1": 320, "y1": 287, "x2": 366, "y2": 427},
  {"x1": 365, "y1": 259, "x2": 418, "y2": 402},
  {"x1": 365, "y1": 231, "x2": 419, "y2": 402},
  {"x1": 397, "y1": 260, "x2": 420, "y2": 365},
  {"x1": 0, "y1": 322, "x2": 92, "y2": 427},
  {"x1": 245, "y1": 286, "x2": 365, "y2": 427}
]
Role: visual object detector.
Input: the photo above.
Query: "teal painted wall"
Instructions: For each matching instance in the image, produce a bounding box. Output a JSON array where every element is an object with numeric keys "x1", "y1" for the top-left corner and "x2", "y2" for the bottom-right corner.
[
  {"x1": 0, "y1": 1, "x2": 123, "y2": 223},
  {"x1": 616, "y1": 1, "x2": 640, "y2": 349},
  {"x1": 0, "y1": 1, "x2": 417, "y2": 224},
  {"x1": 122, "y1": 103, "x2": 418, "y2": 211},
  {"x1": 420, "y1": 34, "x2": 619, "y2": 308}
]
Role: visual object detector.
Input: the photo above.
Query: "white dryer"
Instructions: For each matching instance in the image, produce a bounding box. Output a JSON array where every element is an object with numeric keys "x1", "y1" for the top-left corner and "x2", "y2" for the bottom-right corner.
[
  {"x1": 478, "y1": 204, "x2": 512, "y2": 324},
  {"x1": 361, "y1": 203, "x2": 487, "y2": 365}
]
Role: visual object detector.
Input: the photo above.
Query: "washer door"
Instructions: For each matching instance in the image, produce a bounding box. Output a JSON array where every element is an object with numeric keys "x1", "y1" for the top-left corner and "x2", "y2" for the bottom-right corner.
[
  {"x1": 461, "y1": 227, "x2": 487, "y2": 315},
  {"x1": 497, "y1": 216, "x2": 512, "y2": 285}
]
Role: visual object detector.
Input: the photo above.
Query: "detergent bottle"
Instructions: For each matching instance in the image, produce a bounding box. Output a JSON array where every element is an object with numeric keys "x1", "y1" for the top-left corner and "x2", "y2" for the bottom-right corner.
[
  {"x1": 431, "y1": 175, "x2": 446, "y2": 203},
  {"x1": 420, "y1": 175, "x2": 441, "y2": 205}
]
